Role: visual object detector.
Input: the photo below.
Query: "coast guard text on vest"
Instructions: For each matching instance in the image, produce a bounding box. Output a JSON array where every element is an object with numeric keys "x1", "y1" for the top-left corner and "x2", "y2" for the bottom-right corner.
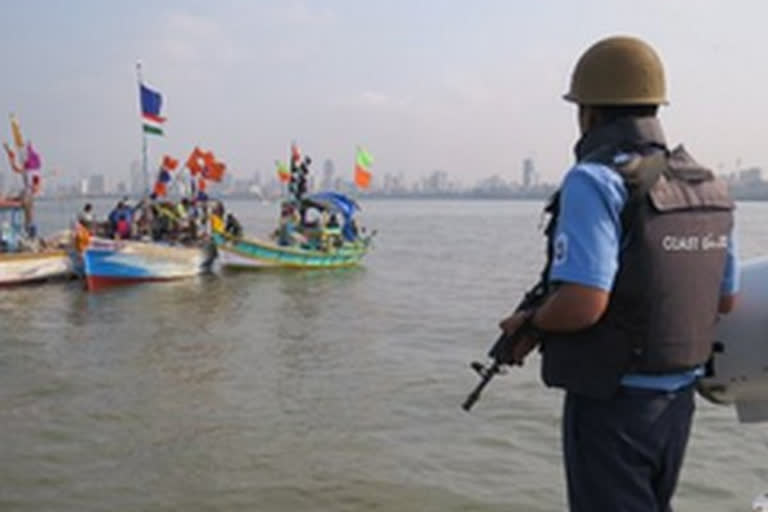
[{"x1": 662, "y1": 234, "x2": 728, "y2": 252}]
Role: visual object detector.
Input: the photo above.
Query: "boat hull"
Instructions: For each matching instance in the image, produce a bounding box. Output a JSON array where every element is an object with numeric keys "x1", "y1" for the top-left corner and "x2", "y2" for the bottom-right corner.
[
  {"x1": 0, "y1": 250, "x2": 75, "y2": 285},
  {"x1": 83, "y1": 238, "x2": 215, "y2": 291},
  {"x1": 213, "y1": 232, "x2": 368, "y2": 269}
]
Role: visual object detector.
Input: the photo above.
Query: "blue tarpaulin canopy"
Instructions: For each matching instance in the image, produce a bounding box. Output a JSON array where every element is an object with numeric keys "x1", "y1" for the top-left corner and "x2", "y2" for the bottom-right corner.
[
  {"x1": 302, "y1": 191, "x2": 361, "y2": 241},
  {"x1": 303, "y1": 191, "x2": 359, "y2": 218}
]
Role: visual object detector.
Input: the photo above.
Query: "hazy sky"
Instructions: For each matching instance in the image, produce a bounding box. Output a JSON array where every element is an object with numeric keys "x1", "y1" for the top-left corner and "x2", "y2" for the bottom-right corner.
[{"x1": 1, "y1": 0, "x2": 767, "y2": 187}]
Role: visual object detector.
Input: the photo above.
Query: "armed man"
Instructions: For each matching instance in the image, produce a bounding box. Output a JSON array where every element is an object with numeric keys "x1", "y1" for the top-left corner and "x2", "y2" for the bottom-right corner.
[{"x1": 488, "y1": 36, "x2": 740, "y2": 511}]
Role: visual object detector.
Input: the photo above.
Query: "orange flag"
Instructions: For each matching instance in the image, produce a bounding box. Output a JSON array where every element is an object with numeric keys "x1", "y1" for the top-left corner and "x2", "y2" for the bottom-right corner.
[
  {"x1": 153, "y1": 181, "x2": 167, "y2": 197},
  {"x1": 186, "y1": 147, "x2": 204, "y2": 175},
  {"x1": 354, "y1": 164, "x2": 371, "y2": 189},
  {"x1": 204, "y1": 161, "x2": 225, "y2": 182},
  {"x1": 162, "y1": 155, "x2": 179, "y2": 171}
]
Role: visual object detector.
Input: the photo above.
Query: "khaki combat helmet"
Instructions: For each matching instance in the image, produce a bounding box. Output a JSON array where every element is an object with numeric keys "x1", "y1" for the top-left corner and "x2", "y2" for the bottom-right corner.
[{"x1": 563, "y1": 35, "x2": 667, "y2": 106}]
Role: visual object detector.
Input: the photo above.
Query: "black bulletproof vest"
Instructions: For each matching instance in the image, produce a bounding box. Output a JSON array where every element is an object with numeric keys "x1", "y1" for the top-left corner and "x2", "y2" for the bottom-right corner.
[{"x1": 540, "y1": 145, "x2": 734, "y2": 400}]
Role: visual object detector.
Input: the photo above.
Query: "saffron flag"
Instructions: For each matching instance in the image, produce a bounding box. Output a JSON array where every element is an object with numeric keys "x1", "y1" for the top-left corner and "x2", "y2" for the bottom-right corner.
[
  {"x1": 354, "y1": 165, "x2": 371, "y2": 188},
  {"x1": 354, "y1": 146, "x2": 373, "y2": 189},
  {"x1": 24, "y1": 142, "x2": 41, "y2": 171},
  {"x1": 10, "y1": 114, "x2": 23, "y2": 149},
  {"x1": 186, "y1": 147, "x2": 204, "y2": 175},
  {"x1": 140, "y1": 84, "x2": 165, "y2": 136},
  {"x1": 185, "y1": 146, "x2": 225, "y2": 184},
  {"x1": 161, "y1": 155, "x2": 179, "y2": 171},
  {"x1": 153, "y1": 181, "x2": 167, "y2": 197},
  {"x1": 203, "y1": 161, "x2": 225, "y2": 182},
  {"x1": 152, "y1": 154, "x2": 178, "y2": 196},
  {"x1": 276, "y1": 160, "x2": 290, "y2": 183}
]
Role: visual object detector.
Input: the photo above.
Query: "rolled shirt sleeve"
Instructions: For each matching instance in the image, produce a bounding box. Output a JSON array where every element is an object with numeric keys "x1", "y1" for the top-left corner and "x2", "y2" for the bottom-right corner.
[{"x1": 549, "y1": 163, "x2": 628, "y2": 291}]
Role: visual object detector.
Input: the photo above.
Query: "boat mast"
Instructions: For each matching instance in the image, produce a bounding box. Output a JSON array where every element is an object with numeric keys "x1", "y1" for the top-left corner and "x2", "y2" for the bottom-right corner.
[
  {"x1": 136, "y1": 61, "x2": 148, "y2": 199},
  {"x1": 9, "y1": 113, "x2": 33, "y2": 232}
]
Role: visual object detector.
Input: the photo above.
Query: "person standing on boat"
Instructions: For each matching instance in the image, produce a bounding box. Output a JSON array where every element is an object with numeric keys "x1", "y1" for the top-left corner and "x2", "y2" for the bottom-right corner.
[
  {"x1": 107, "y1": 200, "x2": 123, "y2": 237},
  {"x1": 497, "y1": 35, "x2": 739, "y2": 511},
  {"x1": 78, "y1": 203, "x2": 94, "y2": 231},
  {"x1": 225, "y1": 213, "x2": 242, "y2": 238}
]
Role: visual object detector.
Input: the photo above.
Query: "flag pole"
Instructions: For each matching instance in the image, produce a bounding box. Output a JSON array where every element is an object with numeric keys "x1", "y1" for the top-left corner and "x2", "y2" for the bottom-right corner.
[
  {"x1": 136, "y1": 60, "x2": 148, "y2": 199},
  {"x1": 10, "y1": 113, "x2": 29, "y2": 194},
  {"x1": 351, "y1": 145, "x2": 360, "y2": 202}
]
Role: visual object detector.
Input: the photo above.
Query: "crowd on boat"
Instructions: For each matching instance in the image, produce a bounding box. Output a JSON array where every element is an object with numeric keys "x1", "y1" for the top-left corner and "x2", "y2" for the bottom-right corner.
[
  {"x1": 76, "y1": 196, "x2": 243, "y2": 244},
  {"x1": 265, "y1": 153, "x2": 369, "y2": 252},
  {"x1": 271, "y1": 199, "x2": 361, "y2": 251}
]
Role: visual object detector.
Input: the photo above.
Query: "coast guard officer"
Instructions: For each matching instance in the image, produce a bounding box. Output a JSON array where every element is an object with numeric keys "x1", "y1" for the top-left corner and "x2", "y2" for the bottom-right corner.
[{"x1": 499, "y1": 35, "x2": 739, "y2": 511}]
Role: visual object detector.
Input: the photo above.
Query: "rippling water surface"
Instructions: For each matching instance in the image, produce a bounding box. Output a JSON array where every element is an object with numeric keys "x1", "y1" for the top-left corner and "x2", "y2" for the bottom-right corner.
[{"x1": 1, "y1": 198, "x2": 767, "y2": 511}]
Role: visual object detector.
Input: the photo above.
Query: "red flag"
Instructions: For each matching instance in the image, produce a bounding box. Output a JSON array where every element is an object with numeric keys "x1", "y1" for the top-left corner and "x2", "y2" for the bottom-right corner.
[
  {"x1": 198, "y1": 178, "x2": 207, "y2": 192},
  {"x1": 203, "y1": 161, "x2": 225, "y2": 182},
  {"x1": 162, "y1": 155, "x2": 179, "y2": 171},
  {"x1": 354, "y1": 164, "x2": 371, "y2": 189},
  {"x1": 291, "y1": 142, "x2": 301, "y2": 164},
  {"x1": 153, "y1": 181, "x2": 167, "y2": 197},
  {"x1": 186, "y1": 147, "x2": 204, "y2": 175}
]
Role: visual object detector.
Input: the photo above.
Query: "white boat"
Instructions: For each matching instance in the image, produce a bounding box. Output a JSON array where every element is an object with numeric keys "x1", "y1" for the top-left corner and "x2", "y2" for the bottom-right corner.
[
  {"x1": 0, "y1": 249, "x2": 74, "y2": 286},
  {"x1": 0, "y1": 199, "x2": 74, "y2": 286},
  {"x1": 82, "y1": 236, "x2": 215, "y2": 291}
]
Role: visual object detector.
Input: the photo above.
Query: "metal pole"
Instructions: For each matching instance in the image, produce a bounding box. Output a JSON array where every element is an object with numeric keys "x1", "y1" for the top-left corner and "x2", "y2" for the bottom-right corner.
[{"x1": 136, "y1": 61, "x2": 148, "y2": 198}]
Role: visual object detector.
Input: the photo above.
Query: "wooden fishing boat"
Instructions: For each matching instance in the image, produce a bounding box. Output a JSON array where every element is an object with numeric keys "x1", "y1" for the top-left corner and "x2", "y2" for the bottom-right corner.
[
  {"x1": 82, "y1": 236, "x2": 216, "y2": 291},
  {"x1": 0, "y1": 117, "x2": 73, "y2": 285},
  {"x1": 0, "y1": 249, "x2": 74, "y2": 285},
  {"x1": 212, "y1": 191, "x2": 373, "y2": 269},
  {"x1": 213, "y1": 230, "x2": 369, "y2": 269},
  {"x1": 0, "y1": 199, "x2": 74, "y2": 286}
]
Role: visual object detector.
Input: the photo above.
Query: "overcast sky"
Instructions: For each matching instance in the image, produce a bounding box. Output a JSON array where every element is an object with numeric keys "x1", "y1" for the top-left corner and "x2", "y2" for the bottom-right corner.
[{"x1": 1, "y1": 0, "x2": 766, "y2": 187}]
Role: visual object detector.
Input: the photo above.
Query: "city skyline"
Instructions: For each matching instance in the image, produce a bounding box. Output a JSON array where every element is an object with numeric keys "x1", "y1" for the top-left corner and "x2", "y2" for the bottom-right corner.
[
  {"x1": 2, "y1": 1, "x2": 768, "y2": 188},
  {"x1": 24, "y1": 155, "x2": 768, "y2": 203}
]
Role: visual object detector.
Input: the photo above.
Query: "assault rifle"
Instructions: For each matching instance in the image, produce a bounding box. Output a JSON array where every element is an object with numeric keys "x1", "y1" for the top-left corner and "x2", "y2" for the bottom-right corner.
[
  {"x1": 461, "y1": 279, "x2": 549, "y2": 412},
  {"x1": 461, "y1": 280, "x2": 547, "y2": 411},
  {"x1": 462, "y1": 192, "x2": 559, "y2": 412}
]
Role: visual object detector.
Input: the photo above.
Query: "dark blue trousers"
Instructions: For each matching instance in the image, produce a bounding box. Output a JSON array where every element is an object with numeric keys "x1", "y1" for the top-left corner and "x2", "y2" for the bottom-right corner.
[{"x1": 563, "y1": 385, "x2": 695, "y2": 512}]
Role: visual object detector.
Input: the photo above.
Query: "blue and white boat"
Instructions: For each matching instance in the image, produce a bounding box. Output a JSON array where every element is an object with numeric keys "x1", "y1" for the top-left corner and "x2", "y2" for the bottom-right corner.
[{"x1": 82, "y1": 236, "x2": 215, "y2": 291}]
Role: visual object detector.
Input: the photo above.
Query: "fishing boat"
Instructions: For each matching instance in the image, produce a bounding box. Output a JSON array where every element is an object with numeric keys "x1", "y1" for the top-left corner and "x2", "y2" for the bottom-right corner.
[
  {"x1": 0, "y1": 198, "x2": 74, "y2": 285},
  {"x1": 213, "y1": 191, "x2": 373, "y2": 269},
  {"x1": 82, "y1": 236, "x2": 216, "y2": 291},
  {"x1": 213, "y1": 231, "x2": 370, "y2": 269},
  {"x1": 79, "y1": 64, "x2": 221, "y2": 292},
  {"x1": 0, "y1": 115, "x2": 74, "y2": 285}
]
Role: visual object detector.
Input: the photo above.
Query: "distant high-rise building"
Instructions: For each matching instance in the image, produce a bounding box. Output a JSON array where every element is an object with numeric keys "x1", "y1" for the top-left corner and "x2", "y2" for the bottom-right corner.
[
  {"x1": 322, "y1": 159, "x2": 336, "y2": 190},
  {"x1": 738, "y1": 167, "x2": 763, "y2": 185},
  {"x1": 522, "y1": 158, "x2": 536, "y2": 189},
  {"x1": 87, "y1": 174, "x2": 106, "y2": 196}
]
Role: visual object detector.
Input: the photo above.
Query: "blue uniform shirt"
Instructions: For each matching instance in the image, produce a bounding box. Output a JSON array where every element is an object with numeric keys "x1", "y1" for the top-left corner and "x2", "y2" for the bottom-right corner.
[{"x1": 549, "y1": 161, "x2": 739, "y2": 391}]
